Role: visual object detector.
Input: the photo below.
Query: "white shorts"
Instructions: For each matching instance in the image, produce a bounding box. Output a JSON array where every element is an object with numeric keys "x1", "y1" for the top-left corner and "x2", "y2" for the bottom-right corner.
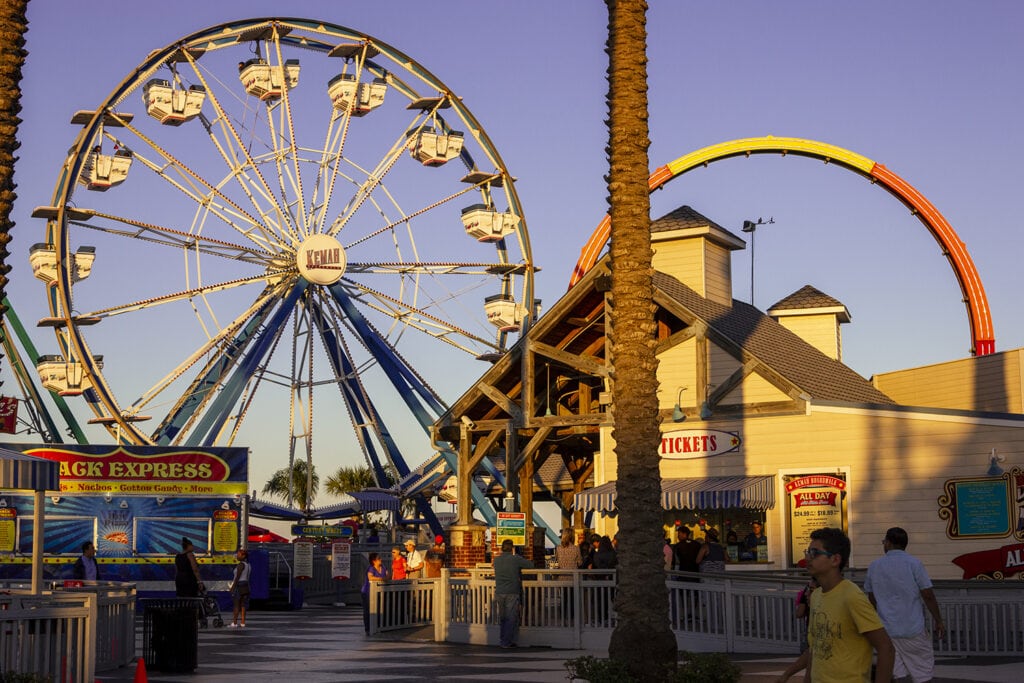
[{"x1": 891, "y1": 629, "x2": 934, "y2": 683}]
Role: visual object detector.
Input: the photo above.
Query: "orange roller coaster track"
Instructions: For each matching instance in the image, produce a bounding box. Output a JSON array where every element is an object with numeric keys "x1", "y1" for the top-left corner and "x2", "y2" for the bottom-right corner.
[{"x1": 570, "y1": 136, "x2": 994, "y2": 356}]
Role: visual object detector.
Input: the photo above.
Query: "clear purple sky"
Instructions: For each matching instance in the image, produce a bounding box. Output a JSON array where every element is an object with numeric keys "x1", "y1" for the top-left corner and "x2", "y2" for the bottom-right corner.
[{"x1": 4, "y1": 1, "x2": 1023, "y2": 501}]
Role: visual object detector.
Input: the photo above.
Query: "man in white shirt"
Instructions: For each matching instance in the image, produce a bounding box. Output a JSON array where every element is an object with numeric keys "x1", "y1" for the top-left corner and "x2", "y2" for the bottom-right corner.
[
  {"x1": 404, "y1": 540, "x2": 424, "y2": 578},
  {"x1": 865, "y1": 527, "x2": 945, "y2": 683}
]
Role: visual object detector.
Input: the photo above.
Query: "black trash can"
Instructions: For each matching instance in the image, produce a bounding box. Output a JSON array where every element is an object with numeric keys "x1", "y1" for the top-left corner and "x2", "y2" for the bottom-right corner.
[{"x1": 142, "y1": 598, "x2": 201, "y2": 672}]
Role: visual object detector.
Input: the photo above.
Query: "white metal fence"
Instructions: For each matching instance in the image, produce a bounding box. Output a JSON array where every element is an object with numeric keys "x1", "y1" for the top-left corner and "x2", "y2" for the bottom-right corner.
[
  {"x1": 369, "y1": 569, "x2": 1024, "y2": 656},
  {"x1": 0, "y1": 582, "x2": 136, "y2": 681}
]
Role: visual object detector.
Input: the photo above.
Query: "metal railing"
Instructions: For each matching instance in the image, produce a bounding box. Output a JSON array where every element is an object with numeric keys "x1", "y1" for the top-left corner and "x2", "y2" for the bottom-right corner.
[
  {"x1": 0, "y1": 580, "x2": 136, "y2": 679},
  {"x1": 369, "y1": 569, "x2": 1024, "y2": 656},
  {"x1": 0, "y1": 590, "x2": 95, "y2": 682}
]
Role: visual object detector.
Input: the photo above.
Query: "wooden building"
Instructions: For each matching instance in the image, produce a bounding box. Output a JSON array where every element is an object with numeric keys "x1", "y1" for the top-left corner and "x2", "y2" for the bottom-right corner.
[{"x1": 431, "y1": 205, "x2": 1024, "y2": 579}]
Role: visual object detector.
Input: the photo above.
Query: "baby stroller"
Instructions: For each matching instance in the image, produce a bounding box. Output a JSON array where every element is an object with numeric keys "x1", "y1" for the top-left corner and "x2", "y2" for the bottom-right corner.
[{"x1": 198, "y1": 588, "x2": 224, "y2": 628}]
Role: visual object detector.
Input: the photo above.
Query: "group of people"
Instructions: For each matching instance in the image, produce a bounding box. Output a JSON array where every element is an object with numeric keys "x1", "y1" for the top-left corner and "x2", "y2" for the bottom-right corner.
[
  {"x1": 172, "y1": 537, "x2": 252, "y2": 629},
  {"x1": 666, "y1": 523, "x2": 753, "y2": 575},
  {"x1": 361, "y1": 536, "x2": 447, "y2": 634},
  {"x1": 778, "y1": 526, "x2": 944, "y2": 683},
  {"x1": 555, "y1": 531, "x2": 618, "y2": 570}
]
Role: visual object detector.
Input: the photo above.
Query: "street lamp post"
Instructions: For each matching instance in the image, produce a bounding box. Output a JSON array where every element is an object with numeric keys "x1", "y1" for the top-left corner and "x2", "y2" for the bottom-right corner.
[{"x1": 741, "y1": 217, "x2": 774, "y2": 307}]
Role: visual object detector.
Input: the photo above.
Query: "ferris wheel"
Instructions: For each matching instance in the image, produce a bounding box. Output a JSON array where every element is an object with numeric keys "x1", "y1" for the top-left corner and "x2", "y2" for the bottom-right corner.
[{"x1": 30, "y1": 18, "x2": 534, "y2": 495}]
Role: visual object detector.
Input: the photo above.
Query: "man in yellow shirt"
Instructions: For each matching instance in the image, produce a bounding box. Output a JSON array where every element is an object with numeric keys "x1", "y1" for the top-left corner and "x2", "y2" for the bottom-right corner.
[{"x1": 777, "y1": 528, "x2": 894, "y2": 683}]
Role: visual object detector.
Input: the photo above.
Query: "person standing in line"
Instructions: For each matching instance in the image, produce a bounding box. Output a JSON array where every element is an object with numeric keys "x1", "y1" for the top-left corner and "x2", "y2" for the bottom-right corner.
[
  {"x1": 554, "y1": 530, "x2": 582, "y2": 623},
  {"x1": 663, "y1": 538, "x2": 674, "y2": 570},
  {"x1": 228, "y1": 548, "x2": 251, "y2": 628},
  {"x1": 673, "y1": 526, "x2": 701, "y2": 580},
  {"x1": 555, "y1": 530, "x2": 582, "y2": 570},
  {"x1": 577, "y1": 532, "x2": 594, "y2": 569},
  {"x1": 73, "y1": 541, "x2": 100, "y2": 581},
  {"x1": 776, "y1": 527, "x2": 893, "y2": 683},
  {"x1": 696, "y1": 528, "x2": 726, "y2": 573},
  {"x1": 404, "y1": 539, "x2": 424, "y2": 578},
  {"x1": 865, "y1": 527, "x2": 946, "y2": 683},
  {"x1": 361, "y1": 552, "x2": 386, "y2": 635},
  {"x1": 493, "y1": 539, "x2": 533, "y2": 648},
  {"x1": 389, "y1": 546, "x2": 408, "y2": 580},
  {"x1": 424, "y1": 535, "x2": 446, "y2": 578},
  {"x1": 175, "y1": 537, "x2": 204, "y2": 598}
]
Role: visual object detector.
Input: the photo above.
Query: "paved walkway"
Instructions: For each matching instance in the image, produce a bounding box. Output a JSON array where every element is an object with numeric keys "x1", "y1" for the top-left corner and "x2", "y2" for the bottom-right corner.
[{"x1": 95, "y1": 604, "x2": 1024, "y2": 682}]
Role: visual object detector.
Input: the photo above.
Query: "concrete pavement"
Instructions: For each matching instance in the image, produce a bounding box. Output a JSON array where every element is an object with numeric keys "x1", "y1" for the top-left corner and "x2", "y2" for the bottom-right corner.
[{"x1": 95, "y1": 604, "x2": 1024, "y2": 682}]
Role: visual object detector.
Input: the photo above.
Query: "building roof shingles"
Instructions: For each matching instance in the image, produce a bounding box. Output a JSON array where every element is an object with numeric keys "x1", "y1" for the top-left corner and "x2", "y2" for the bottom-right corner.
[{"x1": 654, "y1": 271, "x2": 895, "y2": 405}]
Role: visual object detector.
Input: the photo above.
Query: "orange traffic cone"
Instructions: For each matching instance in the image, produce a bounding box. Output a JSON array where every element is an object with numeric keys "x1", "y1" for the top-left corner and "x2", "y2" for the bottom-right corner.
[{"x1": 133, "y1": 657, "x2": 148, "y2": 683}]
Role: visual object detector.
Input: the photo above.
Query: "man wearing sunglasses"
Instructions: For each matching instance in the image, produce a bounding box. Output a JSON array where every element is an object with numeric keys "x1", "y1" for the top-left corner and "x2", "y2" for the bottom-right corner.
[
  {"x1": 864, "y1": 527, "x2": 944, "y2": 683},
  {"x1": 777, "y1": 528, "x2": 894, "y2": 682}
]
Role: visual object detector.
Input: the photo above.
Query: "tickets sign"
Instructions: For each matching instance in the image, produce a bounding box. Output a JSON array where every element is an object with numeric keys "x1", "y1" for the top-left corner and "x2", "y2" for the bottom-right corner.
[{"x1": 659, "y1": 429, "x2": 741, "y2": 460}]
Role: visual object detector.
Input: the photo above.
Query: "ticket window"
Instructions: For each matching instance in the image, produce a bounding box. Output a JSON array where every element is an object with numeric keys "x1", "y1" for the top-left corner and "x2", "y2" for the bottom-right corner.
[{"x1": 662, "y1": 509, "x2": 769, "y2": 563}]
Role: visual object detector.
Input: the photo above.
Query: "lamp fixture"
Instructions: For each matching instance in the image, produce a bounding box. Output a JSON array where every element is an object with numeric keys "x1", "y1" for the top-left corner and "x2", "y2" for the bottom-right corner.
[
  {"x1": 51, "y1": 496, "x2": 61, "y2": 505},
  {"x1": 155, "y1": 497, "x2": 165, "y2": 505},
  {"x1": 987, "y1": 448, "x2": 1006, "y2": 476},
  {"x1": 672, "y1": 387, "x2": 687, "y2": 423},
  {"x1": 700, "y1": 384, "x2": 714, "y2": 420},
  {"x1": 104, "y1": 492, "x2": 113, "y2": 504}
]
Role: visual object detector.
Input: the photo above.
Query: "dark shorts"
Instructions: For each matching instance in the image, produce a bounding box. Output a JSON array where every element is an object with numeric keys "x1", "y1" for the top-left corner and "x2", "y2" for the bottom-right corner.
[{"x1": 232, "y1": 581, "x2": 250, "y2": 608}]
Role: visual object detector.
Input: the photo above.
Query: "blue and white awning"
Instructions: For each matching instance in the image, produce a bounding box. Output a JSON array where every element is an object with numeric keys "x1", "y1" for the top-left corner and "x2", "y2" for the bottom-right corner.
[
  {"x1": 574, "y1": 475, "x2": 775, "y2": 512},
  {"x1": 0, "y1": 447, "x2": 60, "y2": 492}
]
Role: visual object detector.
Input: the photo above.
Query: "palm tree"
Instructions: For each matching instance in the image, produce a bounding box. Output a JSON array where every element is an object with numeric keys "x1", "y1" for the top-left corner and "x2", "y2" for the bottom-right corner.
[
  {"x1": 262, "y1": 459, "x2": 320, "y2": 512},
  {"x1": 324, "y1": 464, "x2": 386, "y2": 496},
  {"x1": 604, "y1": 0, "x2": 678, "y2": 678},
  {"x1": 0, "y1": 0, "x2": 29, "y2": 319}
]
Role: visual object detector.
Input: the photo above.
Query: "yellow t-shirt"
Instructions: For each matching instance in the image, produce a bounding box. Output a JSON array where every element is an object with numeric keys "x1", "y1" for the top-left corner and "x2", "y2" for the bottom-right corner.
[{"x1": 808, "y1": 579, "x2": 885, "y2": 683}]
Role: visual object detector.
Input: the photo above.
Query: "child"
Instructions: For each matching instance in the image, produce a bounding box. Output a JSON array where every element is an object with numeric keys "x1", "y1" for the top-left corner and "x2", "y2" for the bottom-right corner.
[{"x1": 228, "y1": 548, "x2": 251, "y2": 628}]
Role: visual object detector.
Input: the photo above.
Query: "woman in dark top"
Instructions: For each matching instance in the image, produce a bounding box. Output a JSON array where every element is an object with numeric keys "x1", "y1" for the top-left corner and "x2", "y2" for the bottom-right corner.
[
  {"x1": 697, "y1": 528, "x2": 726, "y2": 573},
  {"x1": 593, "y1": 535, "x2": 618, "y2": 569},
  {"x1": 175, "y1": 537, "x2": 204, "y2": 597}
]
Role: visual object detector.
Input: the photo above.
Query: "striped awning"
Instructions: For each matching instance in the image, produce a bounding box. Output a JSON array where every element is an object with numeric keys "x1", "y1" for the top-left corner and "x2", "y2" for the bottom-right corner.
[
  {"x1": 0, "y1": 447, "x2": 60, "y2": 492},
  {"x1": 574, "y1": 475, "x2": 775, "y2": 512}
]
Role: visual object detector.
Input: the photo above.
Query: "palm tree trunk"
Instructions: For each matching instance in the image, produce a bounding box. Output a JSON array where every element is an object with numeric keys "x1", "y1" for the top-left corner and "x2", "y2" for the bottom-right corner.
[
  {"x1": 0, "y1": 0, "x2": 29, "y2": 317},
  {"x1": 604, "y1": 0, "x2": 677, "y2": 678}
]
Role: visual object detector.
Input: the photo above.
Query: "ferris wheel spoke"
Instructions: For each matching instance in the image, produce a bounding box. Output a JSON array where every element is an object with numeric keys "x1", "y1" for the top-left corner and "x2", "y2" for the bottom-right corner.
[
  {"x1": 342, "y1": 182, "x2": 481, "y2": 250},
  {"x1": 181, "y1": 280, "x2": 308, "y2": 446},
  {"x1": 347, "y1": 260, "x2": 523, "y2": 276},
  {"x1": 268, "y1": 33, "x2": 310, "y2": 236},
  {"x1": 340, "y1": 278, "x2": 496, "y2": 351},
  {"x1": 177, "y1": 51, "x2": 301, "y2": 246},
  {"x1": 106, "y1": 115, "x2": 288, "y2": 252},
  {"x1": 309, "y1": 48, "x2": 379, "y2": 234},
  {"x1": 76, "y1": 271, "x2": 291, "y2": 320},
  {"x1": 67, "y1": 211, "x2": 273, "y2": 265},
  {"x1": 130, "y1": 283, "x2": 286, "y2": 417}
]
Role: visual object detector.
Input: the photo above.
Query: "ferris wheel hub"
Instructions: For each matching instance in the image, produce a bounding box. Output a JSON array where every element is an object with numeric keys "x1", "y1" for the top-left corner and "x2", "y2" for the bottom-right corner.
[{"x1": 296, "y1": 233, "x2": 347, "y2": 285}]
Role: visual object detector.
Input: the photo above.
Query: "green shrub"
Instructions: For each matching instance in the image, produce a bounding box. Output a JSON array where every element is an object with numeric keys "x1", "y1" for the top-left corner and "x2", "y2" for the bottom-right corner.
[
  {"x1": 2, "y1": 672, "x2": 54, "y2": 683},
  {"x1": 564, "y1": 652, "x2": 740, "y2": 683},
  {"x1": 564, "y1": 655, "x2": 636, "y2": 682},
  {"x1": 673, "y1": 651, "x2": 742, "y2": 683}
]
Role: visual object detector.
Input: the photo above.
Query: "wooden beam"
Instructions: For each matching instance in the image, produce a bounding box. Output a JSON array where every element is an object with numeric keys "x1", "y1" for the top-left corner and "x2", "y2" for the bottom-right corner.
[
  {"x1": 477, "y1": 381, "x2": 523, "y2": 421},
  {"x1": 531, "y1": 340, "x2": 609, "y2": 377},
  {"x1": 655, "y1": 326, "x2": 697, "y2": 355}
]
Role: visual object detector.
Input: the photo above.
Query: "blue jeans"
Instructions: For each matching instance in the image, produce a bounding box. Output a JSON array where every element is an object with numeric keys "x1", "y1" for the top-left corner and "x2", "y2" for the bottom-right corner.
[{"x1": 495, "y1": 593, "x2": 521, "y2": 647}]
